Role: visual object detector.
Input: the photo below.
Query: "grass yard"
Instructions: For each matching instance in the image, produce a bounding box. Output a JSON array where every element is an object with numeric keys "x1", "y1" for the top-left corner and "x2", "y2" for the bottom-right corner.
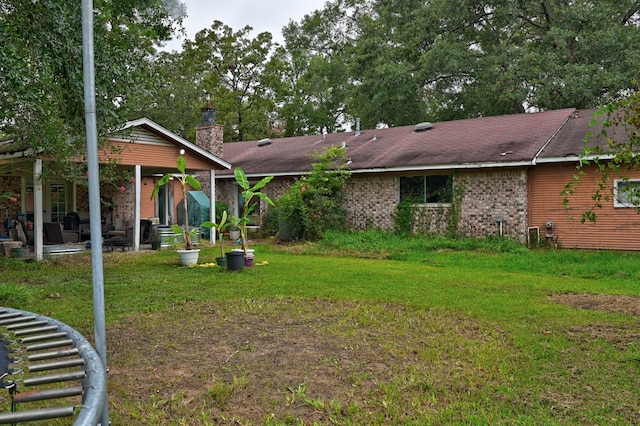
[{"x1": 1, "y1": 231, "x2": 639, "y2": 425}]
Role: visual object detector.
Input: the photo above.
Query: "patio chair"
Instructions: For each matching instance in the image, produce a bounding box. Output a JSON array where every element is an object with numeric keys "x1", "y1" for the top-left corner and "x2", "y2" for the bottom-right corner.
[
  {"x1": 104, "y1": 227, "x2": 133, "y2": 251},
  {"x1": 43, "y1": 222, "x2": 81, "y2": 244},
  {"x1": 43, "y1": 223, "x2": 64, "y2": 244}
]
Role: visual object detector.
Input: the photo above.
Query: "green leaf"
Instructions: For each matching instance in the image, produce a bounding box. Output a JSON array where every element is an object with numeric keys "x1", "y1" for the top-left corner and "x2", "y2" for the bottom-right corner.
[
  {"x1": 185, "y1": 175, "x2": 201, "y2": 190},
  {"x1": 251, "y1": 175, "x2": 274, "y2": 191},
  {"x1": 253, "y1": 192, "x2": 275, "y2": 207},
  {"x1": 234, "y1": 168, "x2": 250, "y2": 190},
  {"x1": 150, "y1": 174, "x2": 171, "y2": 200},
  {"x1": 177, "y1": 156, "x2": 187, "y2": 173}
]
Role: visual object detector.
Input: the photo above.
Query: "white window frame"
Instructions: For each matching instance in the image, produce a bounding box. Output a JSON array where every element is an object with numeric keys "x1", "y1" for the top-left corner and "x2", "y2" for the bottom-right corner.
[{"x1": 613, "y1": 179, "x2": 640, "y2": 208}]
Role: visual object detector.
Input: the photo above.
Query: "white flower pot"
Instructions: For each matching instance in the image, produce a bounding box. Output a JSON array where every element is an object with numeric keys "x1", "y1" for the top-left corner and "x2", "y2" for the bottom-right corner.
[{"x1": 177, "y1": 249, "x2": 200, "y2": 266}]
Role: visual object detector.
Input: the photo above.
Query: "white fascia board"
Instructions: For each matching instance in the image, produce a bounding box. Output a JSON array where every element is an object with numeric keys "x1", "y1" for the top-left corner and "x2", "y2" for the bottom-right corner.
[
  {"x1": 215, "y1": 160, "x2": 535, "y2": 180},
  {"x1": 217, "y1": 170, "x2": 312, "y2": 180},
  {"x1": 349, "y1": 161, "x2": 534, "y2": 174},
  {"x1": 534, "y1": 154, "x2": 616, "y2": 164}
]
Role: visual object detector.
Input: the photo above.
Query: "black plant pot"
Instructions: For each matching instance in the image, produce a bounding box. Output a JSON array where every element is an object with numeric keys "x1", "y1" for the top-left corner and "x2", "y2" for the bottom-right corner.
[{"x1": 226, "y1": 251, "x2": 245, "y2": 272}]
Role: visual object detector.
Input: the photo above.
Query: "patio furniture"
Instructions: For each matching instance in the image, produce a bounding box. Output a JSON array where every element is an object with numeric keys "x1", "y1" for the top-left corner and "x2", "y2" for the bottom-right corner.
[
  {"x1": 104, "y1": 227, "x2": 133, "y2": 251},
  {"x1": 63, "y1": 212, "x2": 81, "y2": 242},
  {"x1": 44, "y1": 222, "x2": 80, "y2": 245}
]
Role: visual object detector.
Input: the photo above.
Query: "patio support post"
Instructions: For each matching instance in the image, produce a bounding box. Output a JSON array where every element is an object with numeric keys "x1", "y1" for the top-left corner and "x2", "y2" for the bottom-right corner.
[
  {"x1": 133, "y1": 164, "x2": 141, "y2": 251},
  {"x1": 20, "y1": 173, "x2": 27, "y2": 214},
  {"x1": 210, "y1": 169, "x2": 216, "y2": 243},
  {"x1": 33, "y1": 159, "x2": 43, "y2": 262}
]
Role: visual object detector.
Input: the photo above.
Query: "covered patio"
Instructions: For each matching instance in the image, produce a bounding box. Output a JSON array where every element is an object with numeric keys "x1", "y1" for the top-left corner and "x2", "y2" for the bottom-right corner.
[{"x1": 0, "y1": 118, "x2": 231, "y2": 261}]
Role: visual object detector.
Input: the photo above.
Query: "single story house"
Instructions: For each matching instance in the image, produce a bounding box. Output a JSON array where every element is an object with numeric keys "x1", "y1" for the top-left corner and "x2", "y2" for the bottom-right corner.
[
  {"x1": 0, "y1": 117, "x2": 230, "y2": 260},
  {"x1": 205, "y1": 107, "x2": 640, "y2": 251},
  {"x1": 4, "y1": 105, "x2": 635, "y2": 258}
]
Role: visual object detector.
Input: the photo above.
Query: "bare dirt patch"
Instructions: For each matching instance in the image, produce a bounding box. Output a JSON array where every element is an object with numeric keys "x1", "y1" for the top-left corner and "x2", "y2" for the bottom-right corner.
[
  {"x1": 548, "y1": 293, "x2": 640, "y2": 350},
  {"x1": 548, "y1": 293, "x2": 640, "y2": 317},
  {"x1": 106, "y1": 298, "x2": 510, "y2": 424}
]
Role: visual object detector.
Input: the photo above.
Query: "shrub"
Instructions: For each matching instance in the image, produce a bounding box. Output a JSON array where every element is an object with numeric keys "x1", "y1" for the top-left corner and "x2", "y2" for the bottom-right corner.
[{"x1": 277, "y1": 145, "x2": 351, "y2": 241}]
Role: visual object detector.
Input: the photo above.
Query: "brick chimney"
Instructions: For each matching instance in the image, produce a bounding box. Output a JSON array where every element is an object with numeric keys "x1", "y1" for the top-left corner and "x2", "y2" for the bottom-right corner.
[{"x1": 196, "y1": 92, "x2": 224, "y2": 158}]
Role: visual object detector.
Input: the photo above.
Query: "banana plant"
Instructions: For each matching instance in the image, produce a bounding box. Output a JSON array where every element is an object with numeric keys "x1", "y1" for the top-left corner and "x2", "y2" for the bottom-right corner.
[
  {"x1": 151, "y1": 156, "x2": 201, "y2": 250},
  {"x1": 201, "y1": 210, "x2": 228, "y2": 258},
  {"x1": 231, "y1": 168, "x2": 275, "y2": 255}
]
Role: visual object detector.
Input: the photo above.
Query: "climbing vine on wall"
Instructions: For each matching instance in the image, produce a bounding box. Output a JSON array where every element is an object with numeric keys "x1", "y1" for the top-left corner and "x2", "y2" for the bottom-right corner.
[
  {"x1": 392, "y1": 172, "x2": 466, "y2": 237},
  {"x1": 446, "y1": 172, "x2": 465, "y2": 237}
]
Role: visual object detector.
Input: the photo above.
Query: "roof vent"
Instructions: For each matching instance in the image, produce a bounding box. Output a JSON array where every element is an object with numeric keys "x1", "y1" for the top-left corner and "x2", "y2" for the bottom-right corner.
[
  {"x1": 414, "y1": 122, "x2": 433, "y2": 132},
  {"x1": 257, "y1": 138, "x2": 271, "y2": 147}
]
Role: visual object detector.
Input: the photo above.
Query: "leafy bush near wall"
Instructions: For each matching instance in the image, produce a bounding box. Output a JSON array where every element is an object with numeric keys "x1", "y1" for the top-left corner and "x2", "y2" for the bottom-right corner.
[
  {"x1": 277, "y1": 146, "x2": 351, "y2": 241},
  {"x1": 446, "y1": 173, "x2": 465, "y2": 237},
  {"x1": 257, "y1": 205, "x2": 281, "y2": 238}
]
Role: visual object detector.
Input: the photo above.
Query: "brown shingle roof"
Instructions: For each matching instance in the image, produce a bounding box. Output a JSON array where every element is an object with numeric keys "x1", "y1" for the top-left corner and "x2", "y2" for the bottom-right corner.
[
  {"x1": 218, "y1": 108, "x2": 576, "y2": 177},
  {"x1": 538, "y1": 108, "x2": 627, "y2": 159}
]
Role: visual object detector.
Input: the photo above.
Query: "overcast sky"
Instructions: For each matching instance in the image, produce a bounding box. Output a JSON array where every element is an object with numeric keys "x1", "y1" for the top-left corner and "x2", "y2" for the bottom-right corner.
[{"x1": 161, "y1": 0, "x2": 328, "y2": 52}]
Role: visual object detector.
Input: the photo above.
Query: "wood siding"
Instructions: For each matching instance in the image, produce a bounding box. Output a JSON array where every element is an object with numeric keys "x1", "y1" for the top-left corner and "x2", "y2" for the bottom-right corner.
[
  {"x1": 100, "y1": 142, "x2": 219, "y2": 170},
  {"x1": 140, "y1": 183, "x2": 158, "y2": 219},
  {"x1": 110, "y1": 129, "x2": 172, "y2": 145},
  {"x1": 528, "y1": 163, "x2": 640, "y2": 250}
]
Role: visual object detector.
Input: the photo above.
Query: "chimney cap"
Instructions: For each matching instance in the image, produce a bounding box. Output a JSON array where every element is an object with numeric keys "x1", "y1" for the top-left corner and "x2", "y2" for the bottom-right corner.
[{"x1": 201, "y1": 92, "x2": 216, "y2": 125}]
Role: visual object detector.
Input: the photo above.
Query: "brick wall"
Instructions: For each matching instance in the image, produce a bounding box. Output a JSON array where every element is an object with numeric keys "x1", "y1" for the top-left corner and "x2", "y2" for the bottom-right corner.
[
  {"x1": 214, "y1": 168, "x2": 529, "y2": 241},
  {"x1": 345, "y1": 175, "x2": 397, "y2": 230},
  {"x1": 345, "y1": 174, "x2": 452, "y2": 235},
  {"x1": 215, "y1": 177, "x2": 291, "y2": 220},
  {"x1": 457, "y1": 169, "x2": 528, "y2": 241},
  {"x1": 344, "y1": 169, "x2": 528, "y2": 240},
  {"x1": 195, "y1": 124, "x2": 224, "y2": 158}
]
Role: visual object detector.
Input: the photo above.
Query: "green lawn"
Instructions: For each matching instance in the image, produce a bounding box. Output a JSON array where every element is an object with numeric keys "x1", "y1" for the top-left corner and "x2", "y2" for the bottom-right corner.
[{"x1": 1, "y1": 232, "x2": 639, "y2": 425}]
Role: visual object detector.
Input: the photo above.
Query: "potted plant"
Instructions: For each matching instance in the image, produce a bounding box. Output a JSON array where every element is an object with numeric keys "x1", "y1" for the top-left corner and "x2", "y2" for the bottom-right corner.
[
  {"x1": 201, "y1": 210, "x2": 228, "y2": 267},
  {"x1": 151, "y1": 155, "x2": 202, "y2": 266},
  {"x1": 229, "y1": 168, "x2": 275, "y2": 266}
]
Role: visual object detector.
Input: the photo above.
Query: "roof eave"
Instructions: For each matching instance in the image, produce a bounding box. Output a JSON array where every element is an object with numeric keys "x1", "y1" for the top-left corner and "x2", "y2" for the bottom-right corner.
[
  {"x1": 215, "y1": 160, "x2": 536, "y2": 179},
  {"x1": 535, "y1": 154, "x2": 616, "y2": 164}
]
